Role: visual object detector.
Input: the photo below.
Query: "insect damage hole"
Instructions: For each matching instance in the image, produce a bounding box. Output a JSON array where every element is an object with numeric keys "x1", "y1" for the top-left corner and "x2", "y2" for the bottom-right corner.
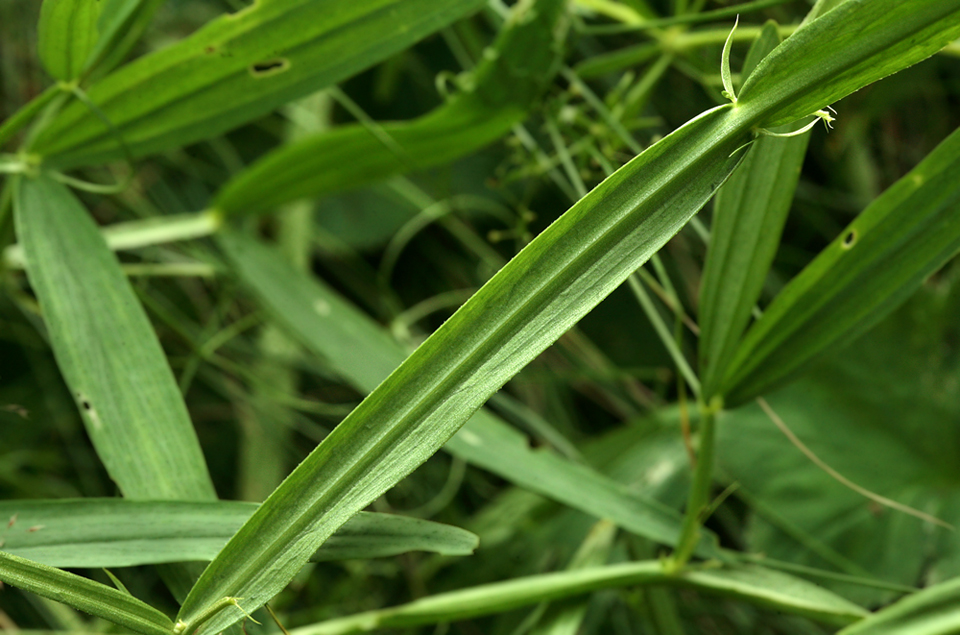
[
  {"x1": 841, "y1": 229, "x2": 857, "y2": 250},
  {"x1": 76, "y1": 392, "x2": 103, "y2": 430},
  {"x1": 249, "y1": 58, "x2": 290, "y2": 78}
]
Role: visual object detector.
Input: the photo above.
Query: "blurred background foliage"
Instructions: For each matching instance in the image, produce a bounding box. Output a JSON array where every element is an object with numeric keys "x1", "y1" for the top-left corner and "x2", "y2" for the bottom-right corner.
[{"x1": 1, "y1": 0, "x2": 960, "y2": 632}]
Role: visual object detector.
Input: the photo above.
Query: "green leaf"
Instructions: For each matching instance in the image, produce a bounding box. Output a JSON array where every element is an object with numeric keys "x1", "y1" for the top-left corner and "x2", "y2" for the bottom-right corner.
[
  {"x1": 184, "y1": 102, "x2": 749, "y2": 633},
  {"x1": 722, "y1": 124, "x2": 960, "y2": 406},
  {"x1": 37, "y1": 0, "x2": 102, "y2": 81},
  {"x1": 289, "y1": 562, "x2": 867, "y2": 634},
  {"x1": 838, "y1": 577, "x2": 960, "y2": 634},
  {"x1": 31, "y1": 0, "x2": 487, "y2": 168},
  {"x1": 218, "y1": 229, "x2": 709, "y2": 552},
  {"x1": 88, "y1": 0, "x2": 167, "y2": 78},
  {"x1": 698, "y1": 21, "x2": 811, "y2": 399},
  {"x1": 0, "y1": 500, "x2": 477, "y2": 567},
  {"x1": 737, "y1": 0, "x2": 960, "y2": 129},
  {"x1": 177, "y1": 8, "x2": 960, "y2": 626},
  {"x1": 13, "y1": 174, "x2": 216, "y2": 501},
  {"x1": 0, "y1": 550, "x2": 174, "y2": 635},
  {"x1": 216, "y1": 0, "x2": 568, "y2": 215}
]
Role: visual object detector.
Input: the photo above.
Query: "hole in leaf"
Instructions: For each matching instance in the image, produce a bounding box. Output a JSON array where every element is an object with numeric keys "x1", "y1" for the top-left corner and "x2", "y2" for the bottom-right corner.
[
  {"x1": 841, "y1": 229, "x2": 857, "y2": 250},
  {"x1": 249, "y1": 58, "x2": 290, "y2": 78}
]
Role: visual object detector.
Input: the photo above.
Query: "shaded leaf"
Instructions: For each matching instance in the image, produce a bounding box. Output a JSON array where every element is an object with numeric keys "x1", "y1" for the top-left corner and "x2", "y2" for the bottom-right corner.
[
  {"x1": 722, "y1": 124, "x2": 960, "y2": 405},
  {"x1": 219, "y1": 229, "x2": 708, "y2": 552},
  {"x1": 699, "y1": 20, "x2": 810, "y2": 398},
  {"x1": 216, "y1": 0, "x2": 568, "y2": 215},
  {"x1": 13, "y1": 174, "x2": 216, "y2": 501}
]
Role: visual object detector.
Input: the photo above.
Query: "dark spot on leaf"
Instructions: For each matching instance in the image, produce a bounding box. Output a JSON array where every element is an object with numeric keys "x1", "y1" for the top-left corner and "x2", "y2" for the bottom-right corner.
[
  {"x1": 841, "y1": 229, "x2": 857, "y2": 250},
  {"x1": 205, "y1": 45, "x2": 217, "y2": 54},
  {"x1": 249, "y1": 58, "x2": 290, "y2": 77}
]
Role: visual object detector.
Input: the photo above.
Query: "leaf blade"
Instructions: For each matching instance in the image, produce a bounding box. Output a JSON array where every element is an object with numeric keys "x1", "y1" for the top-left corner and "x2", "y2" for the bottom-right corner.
[
  {"x1": 722, "y1": 124, "x2": 960, "y2": 405},
  {"x1": 290, "y1": 562, "x2": 867, "y2": 634},
  {"x1": 0, "y1": 550, "x2": 174, "y2": 635},
  {"x1": 698, "y1": 20, "x2": 810, "y2": 398},
  {"x1": 218, "y1": 230, "x2": 709, "y2": 551},
  {"x1": 216, "y1": 0, "x2": 567, "y2": 215},
  {"x1": 13, "y1": 174, "x2": 216, "y2": 501},
  {"x1": 32, "y1": 0, "x2": 486, "y2": 168},
  {"x1": 0, "y1": 500, "x2": 477, "y2": 567}
]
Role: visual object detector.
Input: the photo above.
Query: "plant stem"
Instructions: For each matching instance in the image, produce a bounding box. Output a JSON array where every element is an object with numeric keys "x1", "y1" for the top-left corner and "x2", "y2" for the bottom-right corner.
[
  {"x1": 667, "y1": 400, "x2": 718, "y2": 571},
  {"x1": 3, "y1": 209, "x2": 221, "y2": 268},
  {"x1": 0, "y1": 84, "x2": 61, "y2": 149}
]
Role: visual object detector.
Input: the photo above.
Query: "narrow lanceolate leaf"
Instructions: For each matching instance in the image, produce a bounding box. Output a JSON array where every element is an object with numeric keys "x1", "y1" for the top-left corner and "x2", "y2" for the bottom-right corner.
[
  {"x1": 181, "y1": 6, "x2": 960, "y2": 628},
  {"x1": 219, "y1": 230, "x2": 708, "y2": 552},
  {"x1": 31, "y1": 0, "x2": 486, "y2": 168},
  {"x1": 186, "y1": 104, "x2": 749, "y2": 633},
  {"x1": 837, "y1": 577, "x2": 960, "y2": 635},
  {"x1": 0, "y1": 500, "x2": 477, "y2": 567},
  {"x1": 37, "y1": 0, "x2": 102, "y2": 81},
  {"x1": 722, "y1": 124, "x2": 960, "y2": 406},
  {"x1": 0, "y1": 551, "x2": 174, "y2": 635},
  {"x1": 13, "y1": 174, "x2": 216, "y2": 501},
  {"x1": 88, "y1": 0, "x2": 166, "y2": 77},
  {"x1": 737, "y1": 0, "x2": 960, "y2": 129},
  {"x1": 698, "y1": 21, "x2": 810, "y2": 399},
  {"x1": 216, "y1": 0, "x2": 567, "y2": 215},
  {"x1": 290, "y1": 562, "x2": 867, "y2": 635}
]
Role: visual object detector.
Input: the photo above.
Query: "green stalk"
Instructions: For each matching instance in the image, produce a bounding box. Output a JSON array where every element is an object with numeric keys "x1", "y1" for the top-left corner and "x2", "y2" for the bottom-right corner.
[
  {"x1": 0, "y1": 84, "x2": 62, "y2": 149},
  {"x1": 667, "y1": 399, "x2": 719, "y2": 571}
]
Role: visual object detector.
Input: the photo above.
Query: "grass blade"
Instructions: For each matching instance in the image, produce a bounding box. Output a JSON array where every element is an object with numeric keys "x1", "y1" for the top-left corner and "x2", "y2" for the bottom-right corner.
[
  {"x1": 216, "y1": 0, "x2": 567, "y2": 215},
  {"x1": 838, "y1": 577, "x2": 960, "y2": 634},
  {"x1": 722, "y1": 124, "x2": 960, "y2": 406},
  {"x1": 0, "y1": 551, "x2": 174, "y2": 635},
  {"x1": 698, "y1": 21, "x2": 810, "y2": 398},
  {"x1": 31, "y1": 0, "x2": 486, "y2": 168},
  {"x1": 0, "y1": 500, "x2": 477, "y2": 567},
  {"x1": 13, "y1": 174, "x2": 216, "y2": 501},
  {"x1": 219, "y1": 230, "x2": 710, "y2": 552},
  {"x1": 290, "y1": 562, "x2": 867, "y2": 634}
]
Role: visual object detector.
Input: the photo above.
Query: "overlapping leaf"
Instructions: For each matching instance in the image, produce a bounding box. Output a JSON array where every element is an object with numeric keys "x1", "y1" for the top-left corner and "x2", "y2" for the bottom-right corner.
[
  {"x1": 722, "y1": 124, "x2": 960, "y2": 405},
  {"x1": 218, "y1": 230, "x2": 705, "y2": 552},
  {"x1": 216, "y1": 0, "x2": 567, "y2": 215},
  {"x1": 290, "y1": 561, "x2": 867, "y2": 634},
  {"x1": 0, "y1": 551, "x2": 173, "y2": 635},
  {"x1": 13, "y1": 174, "x2": 216, "y2": 502},
  {"x1": 698, "y1": 21, "x2": 810, "y2": 399},
  {"x1": 31, "y1": 0, "x2": 486, "y2": 167}
]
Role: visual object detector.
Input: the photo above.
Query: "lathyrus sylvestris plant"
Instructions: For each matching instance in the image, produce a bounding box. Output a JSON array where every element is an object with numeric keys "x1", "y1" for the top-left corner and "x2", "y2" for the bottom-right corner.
[{"x1": 1, "y1": 0, "x2": 960, "y2": 633}]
